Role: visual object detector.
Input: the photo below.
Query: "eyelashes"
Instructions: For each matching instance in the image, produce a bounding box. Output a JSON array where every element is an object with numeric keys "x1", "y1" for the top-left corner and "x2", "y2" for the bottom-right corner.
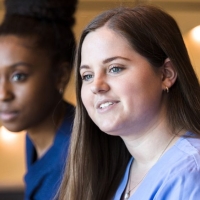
[
  {"x1": 81, "y1": 65, "x2": 125, "y2": 82},
  {"x1": 109, "y1": 66, "x2": 123, "y2": 73},
  {"x1": 12, "y1": 73, "x2": 28, "y2": 82},
  {"x1": 82, "y1": 74, "x2": 93, "y2": 81}
]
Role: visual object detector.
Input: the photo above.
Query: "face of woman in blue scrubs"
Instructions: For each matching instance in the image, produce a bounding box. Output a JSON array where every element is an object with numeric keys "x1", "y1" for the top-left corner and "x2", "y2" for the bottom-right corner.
[
  {"x1": 0, "y1": 35, "x2": 60, "y2": 132},
  {"x1": 80, "y1": 26, "x2": 167, "y2": 138}
]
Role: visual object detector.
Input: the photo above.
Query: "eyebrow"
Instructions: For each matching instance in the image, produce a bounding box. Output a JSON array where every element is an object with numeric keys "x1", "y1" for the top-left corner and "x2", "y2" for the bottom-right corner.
[
  {"x1": 10, "y1": 62, "x2": 33, "y2": 68},
  {"x1": 103, "y1": 56, "x2": 130, "y2": 64},
  {"x1": 80, "y1": 56, "x2": 130, "y2": 70}
]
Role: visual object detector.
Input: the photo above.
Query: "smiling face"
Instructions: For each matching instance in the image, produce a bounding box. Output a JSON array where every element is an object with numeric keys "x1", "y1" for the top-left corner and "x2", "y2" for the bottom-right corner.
[
  {"x1": 80, "y1": 26, "x2": 167, "y2": 137},
  {"x1": 0, "y1": 35, "x2": 60, "y2": 132}
]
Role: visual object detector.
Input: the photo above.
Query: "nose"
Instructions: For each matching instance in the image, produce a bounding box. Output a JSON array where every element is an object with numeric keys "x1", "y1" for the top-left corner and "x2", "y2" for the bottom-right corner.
[
  {"x1": 0, "y1": 80, "x2": 14, "y2": 101},
  {"x1": 90, "y1": 76, "x2": 110, "y2": 94}
]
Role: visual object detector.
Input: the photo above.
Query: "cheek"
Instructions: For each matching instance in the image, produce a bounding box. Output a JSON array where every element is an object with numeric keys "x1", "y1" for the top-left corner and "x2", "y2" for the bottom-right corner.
[
  {"x1": 21, "y1": 82, "x2": 52, "y2": 98},
  {"x1": 16, "y1": 78, "x2": 56, "y2": 105},
  {"x1": 120, "y1": 77, "x2": 161, "y2": 108}
]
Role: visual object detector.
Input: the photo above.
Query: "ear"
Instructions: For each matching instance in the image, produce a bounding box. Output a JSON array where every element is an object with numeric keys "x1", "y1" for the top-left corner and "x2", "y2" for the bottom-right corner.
[
  {"x1": 56, "y1": 62, "x2": 71, "y2": 93},
  {"x1": 161, "y1": 58, "x2": 177, "y2": 91}
]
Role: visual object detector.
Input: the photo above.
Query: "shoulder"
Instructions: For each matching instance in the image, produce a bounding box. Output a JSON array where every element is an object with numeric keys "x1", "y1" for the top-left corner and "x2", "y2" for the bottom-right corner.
[
  {"x1": 163, "y1": 133, "x2": 200, "y2": 178},
  {"x1": 173, "y1": 133, "x2": 200, "y2": 169},
  {"x1": 63, "y1": 101, "x2": 75, "y2": 120},
  {"x1": 58, "y1": 101, "x2": 75, "y2": 132},
  {"x1": 154, "y1": 134, "x2": 200, "y2": 199},
  {"x1": 155, "y1": 165, "x2": 200, "y2": 199}
]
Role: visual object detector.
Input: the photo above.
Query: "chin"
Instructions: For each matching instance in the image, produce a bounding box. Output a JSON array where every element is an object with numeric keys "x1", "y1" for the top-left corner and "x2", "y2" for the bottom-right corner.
[
  {"x1": 99, "y1": 127, "x2": 120, "y2": 136},
  {"x1": 0, "y1": 124, "x2": 24, "y2": 133}
]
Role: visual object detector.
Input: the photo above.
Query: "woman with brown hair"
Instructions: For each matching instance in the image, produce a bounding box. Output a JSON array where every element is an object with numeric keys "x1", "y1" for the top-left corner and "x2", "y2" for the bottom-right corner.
[
  {"x1": 59, "y1": 5, "x2": 200, "y2": 200},
  {"x1": 0, "y1": 0, "x2": 77, "y2": 199}
]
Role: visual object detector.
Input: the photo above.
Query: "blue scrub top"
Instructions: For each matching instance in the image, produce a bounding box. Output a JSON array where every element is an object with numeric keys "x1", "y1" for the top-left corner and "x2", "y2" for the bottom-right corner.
[
  {"x1": 24, "y1": 103, "x2": 74, "y2": 200},
  {"x1": 114, "y1": 132, "x2": 200, "y2": 200}
]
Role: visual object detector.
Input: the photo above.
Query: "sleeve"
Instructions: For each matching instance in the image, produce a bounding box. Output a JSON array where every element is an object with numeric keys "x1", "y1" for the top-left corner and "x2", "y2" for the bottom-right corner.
[{"x1": 154, "y1": 168, "x2": 200, "y2": 200}]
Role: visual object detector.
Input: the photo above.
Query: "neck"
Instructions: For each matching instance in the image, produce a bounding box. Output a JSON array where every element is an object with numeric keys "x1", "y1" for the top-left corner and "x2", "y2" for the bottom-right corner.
[
  {"x1": 123, "y1": 129, "x2": 184, "y2": 200},
  {"x1": 121, "y1": 108, "x2": 186, "y2": 199},
  {"x1": 121, "y1": 120, "x2": 184, "y2": 167},
  {"x1": 27, "y1": 101, "x2": 66, "y2": 159},
  {"x1": 27, "y1": 120, "x2": 57, "y2": 159}
]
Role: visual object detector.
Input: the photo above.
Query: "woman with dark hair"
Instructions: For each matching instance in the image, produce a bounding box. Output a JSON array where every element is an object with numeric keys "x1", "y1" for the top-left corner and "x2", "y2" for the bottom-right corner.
[
  {"x1": 0, "y1": 0, "x2": 77, "y2": 199},
  {"x1": 59, "y1": 5, "x2": 200, "y2": 200}
]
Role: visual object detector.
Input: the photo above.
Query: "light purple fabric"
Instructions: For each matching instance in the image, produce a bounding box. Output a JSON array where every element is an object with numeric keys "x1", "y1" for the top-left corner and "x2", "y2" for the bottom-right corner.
[{"x1": 113, "y1": 132, "x2": 200, "y2": 200}]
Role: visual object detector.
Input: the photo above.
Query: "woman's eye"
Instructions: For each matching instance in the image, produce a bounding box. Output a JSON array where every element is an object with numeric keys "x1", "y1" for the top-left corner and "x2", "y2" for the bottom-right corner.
[
  {"x1": 12, "y1": 73, "x2": 27, "y2": 82},
  {"x1": 109, "y1": 66, "x2": 122, "y2": 73},
  {"x1": 82, "y1": 74, "x2": 93, "y2": 81}
]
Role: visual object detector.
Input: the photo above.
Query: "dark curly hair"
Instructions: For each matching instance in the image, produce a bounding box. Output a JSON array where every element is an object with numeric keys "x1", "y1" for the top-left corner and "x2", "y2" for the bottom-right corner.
[{"x1": 0, "y1": 0, "x2": 77, "y2": 70}]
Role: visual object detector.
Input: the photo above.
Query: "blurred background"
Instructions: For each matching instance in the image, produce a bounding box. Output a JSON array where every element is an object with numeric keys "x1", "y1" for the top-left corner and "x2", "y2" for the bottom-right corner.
[{"x1": 0, "y1": 0, "x2": 200, "y2": 199}]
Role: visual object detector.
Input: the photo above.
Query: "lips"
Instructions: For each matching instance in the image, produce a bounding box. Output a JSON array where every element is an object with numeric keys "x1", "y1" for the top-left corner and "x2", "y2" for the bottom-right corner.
[
  {"x1": 100, "y1": 102, "x2": 114, "y2": 109},
  {"x1": 96, "y1": 99, "x2": 119, "y2": 109},
  {"x1": 0, "y1": 111, "x2": 18, "y2": 121}
]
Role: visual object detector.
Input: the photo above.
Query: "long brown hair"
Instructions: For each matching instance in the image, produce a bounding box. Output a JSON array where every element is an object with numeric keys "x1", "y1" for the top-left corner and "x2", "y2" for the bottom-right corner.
[{"x1": 59, "y1": 5, "x2": 200, "y2": 200}]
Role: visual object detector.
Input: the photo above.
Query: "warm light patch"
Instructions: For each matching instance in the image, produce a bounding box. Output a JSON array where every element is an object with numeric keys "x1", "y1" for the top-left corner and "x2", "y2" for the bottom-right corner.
[
  {"x1": 191, "y1": 25, "x2": 200, "y2": 42},
  {"x1": 0, "y1": 126, "x2": 18, "y2": 142}
]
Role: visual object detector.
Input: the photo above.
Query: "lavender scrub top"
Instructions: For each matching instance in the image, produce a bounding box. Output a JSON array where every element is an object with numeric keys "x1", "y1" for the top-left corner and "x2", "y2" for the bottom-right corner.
[{"x1": 113, "y1": 132, "x2": 200, "y2": 200}]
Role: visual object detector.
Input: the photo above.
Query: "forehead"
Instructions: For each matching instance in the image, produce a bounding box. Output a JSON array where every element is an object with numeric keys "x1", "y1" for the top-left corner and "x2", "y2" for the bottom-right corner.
[
  {"x1": 0, "y1": 35, "x2": 46, "y2": 58},
  {"x1": 81, "y1": 26, "x2": 135, "y2": 64},
  {"x1": 82, "y1": 26, "x2": 132, "y2": 50},
  {"x1": 0, "y1": 35, "x2": 51, "y2": 69},
  {"x1": 0, "y1": 34, "x2": 36, "y2": 49}
]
